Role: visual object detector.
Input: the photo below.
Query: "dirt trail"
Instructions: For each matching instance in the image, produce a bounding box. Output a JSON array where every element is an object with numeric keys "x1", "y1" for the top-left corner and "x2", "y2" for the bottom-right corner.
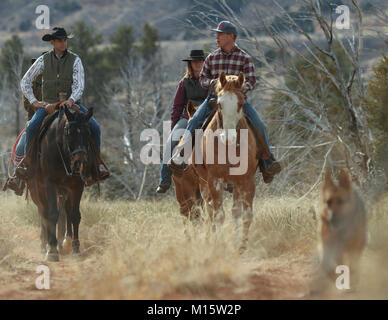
[{"x1": 0, "y1": 229, "x2": 315, "y2": 300}]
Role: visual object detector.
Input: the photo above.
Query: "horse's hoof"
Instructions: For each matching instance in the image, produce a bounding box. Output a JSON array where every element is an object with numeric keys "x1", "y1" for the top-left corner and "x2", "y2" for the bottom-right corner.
[
  {"x1": 239, "y1": 244, "x2": 247, "y2": 255},
  {"x1": 61, "y1": 236, "x2": 73, "y2": 255},
  {"x1": 72, "y1": 251, "x2": 82, "y2": 260},
  {"x1": 45, "y1": 251, "x2": 60, "y2": 262}
]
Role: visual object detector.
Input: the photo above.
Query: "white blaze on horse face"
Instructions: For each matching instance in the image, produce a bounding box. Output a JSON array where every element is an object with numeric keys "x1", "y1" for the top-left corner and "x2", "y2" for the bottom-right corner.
[{"x1": 218, "y1": 92, "x2": 242, "y2": 143}]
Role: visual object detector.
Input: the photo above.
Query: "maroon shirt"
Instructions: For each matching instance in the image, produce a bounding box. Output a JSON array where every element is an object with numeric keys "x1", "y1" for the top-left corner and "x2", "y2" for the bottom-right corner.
[{"x1": 171, "y1": 78, "x2": 187, "y2": 130}]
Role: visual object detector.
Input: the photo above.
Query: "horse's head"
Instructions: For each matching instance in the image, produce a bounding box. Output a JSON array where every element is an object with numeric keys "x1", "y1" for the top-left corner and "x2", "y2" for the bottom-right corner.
[
  {"x1": 63, "y1": 107, "x2": 93, "y2": 177},
  {"x1": 215, "y1": 71, "x2": 245, "y2": 143},
  {"x1": 186, "y1": 100, "x2": 199, "y2": 120}
]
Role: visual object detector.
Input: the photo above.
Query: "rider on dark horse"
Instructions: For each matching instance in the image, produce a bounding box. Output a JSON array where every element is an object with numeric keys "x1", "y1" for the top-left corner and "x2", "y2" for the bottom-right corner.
[{"x1": 5, "y1": 27, "x2": 110, "y2": 195}]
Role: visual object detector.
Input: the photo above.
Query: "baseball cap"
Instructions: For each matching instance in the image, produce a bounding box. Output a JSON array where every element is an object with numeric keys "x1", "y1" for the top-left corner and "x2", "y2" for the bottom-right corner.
[{"x1": 211, "y1": 21, "x2": 238, "y2": 36}]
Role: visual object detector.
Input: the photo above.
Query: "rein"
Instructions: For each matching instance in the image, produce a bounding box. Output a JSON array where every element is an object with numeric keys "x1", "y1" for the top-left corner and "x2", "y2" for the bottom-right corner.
[{"x1": 56, "y1": 109, "x2": 73, "y2": 177}]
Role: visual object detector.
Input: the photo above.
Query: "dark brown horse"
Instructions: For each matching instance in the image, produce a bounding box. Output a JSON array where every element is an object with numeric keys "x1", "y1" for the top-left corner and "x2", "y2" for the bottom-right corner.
[{"x1": 27, "y1": 104, "x2": 95, "y2": 261}]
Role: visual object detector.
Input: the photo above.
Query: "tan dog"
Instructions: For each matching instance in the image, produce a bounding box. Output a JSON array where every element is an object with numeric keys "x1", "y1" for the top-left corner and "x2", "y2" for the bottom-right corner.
[{"x1": 318, "y1": 169, "x2": 367, "y2": 289}]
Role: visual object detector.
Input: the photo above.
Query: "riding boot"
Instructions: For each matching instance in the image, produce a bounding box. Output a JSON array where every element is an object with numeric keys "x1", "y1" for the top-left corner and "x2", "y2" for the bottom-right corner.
[
  {"x1": 3, "y1": 177, "x2": 25, "y2": 196},
  {"x1": 249, "y1": 123, "x2": 282, "y2": 183},
  {"x1": 84, "y1": 139, "x2": 111, "y2": 187},
  {"x1": 156, "y1": 184, "x2": 170, "y2": 194},
  {"x1": 14, "y1": 156, "x2": 31, "y2": 180}
]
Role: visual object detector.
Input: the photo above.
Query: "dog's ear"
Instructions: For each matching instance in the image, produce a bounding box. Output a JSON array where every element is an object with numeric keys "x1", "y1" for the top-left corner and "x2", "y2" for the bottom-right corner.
[
  {"x1": 323, "y1": 168, "x2": 335, "y2": 191},
  {"x1": 237, "y1": 71, "x2": 245, "y2": 88},
  {"x1": 338, "y1": 168, "x2": 352, "y2": 191},
  {"x1": 219, "y1": 71, "x2": 227, "y2": 88},
  {"x1": 186, "y1": 100, "x2": 196, "y2": 118}
]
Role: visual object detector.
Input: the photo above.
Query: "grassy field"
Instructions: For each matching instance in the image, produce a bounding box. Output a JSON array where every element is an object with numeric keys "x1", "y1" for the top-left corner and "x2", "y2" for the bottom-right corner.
[{"x1": 0, "y1": 190, "x2": 387, "y2": 300}]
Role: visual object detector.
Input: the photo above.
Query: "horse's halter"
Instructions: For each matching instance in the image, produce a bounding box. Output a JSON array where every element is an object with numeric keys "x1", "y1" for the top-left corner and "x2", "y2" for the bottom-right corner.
[{"x1": 64, "y1": 121, "x2": 90, "y2": 159}]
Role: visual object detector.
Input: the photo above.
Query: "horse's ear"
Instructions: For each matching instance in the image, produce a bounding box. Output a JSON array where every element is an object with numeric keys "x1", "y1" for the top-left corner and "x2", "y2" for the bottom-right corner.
[
  {"x1": 238, "y1": 72, "x2": 245, "y2": 88},
  {"x1": 323, "y1": 168, "x2": 335, "y2": 191},
  {"x1": 186, "y1": 101, "x2": 196, "y2": 118},
  {"x1": 219, "y1": 71, "x2": 227, "y2": 88},
  {"x1": 64, "y1": 106, "x2": 74, "y2": 121},
  {"x1": 85, "y1": 107, "x2": 94, "y2": 121},
  {"x1": 338, "y1": 168, "x2": 352, "y2": 191}
]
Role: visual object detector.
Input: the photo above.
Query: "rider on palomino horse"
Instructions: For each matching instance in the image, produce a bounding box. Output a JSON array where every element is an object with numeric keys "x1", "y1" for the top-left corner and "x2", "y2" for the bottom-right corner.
[
  {"x1": 168, "y1": 21, "x2": 281, "y2": 183},
  {"x1": 5, "y1": 27, "x2": 110, "y2": 195}
]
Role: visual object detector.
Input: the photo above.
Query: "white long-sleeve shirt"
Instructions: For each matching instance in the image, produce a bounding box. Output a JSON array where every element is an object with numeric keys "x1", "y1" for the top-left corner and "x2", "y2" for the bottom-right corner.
[{"x1": 20, "y1": 51, "x2": 85, "y2": 104}]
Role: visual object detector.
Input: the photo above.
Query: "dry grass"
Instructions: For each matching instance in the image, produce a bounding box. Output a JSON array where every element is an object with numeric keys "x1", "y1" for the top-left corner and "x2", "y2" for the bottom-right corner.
[{"x1": 0, "y1": 191, "x2": 387, "y2": 299}]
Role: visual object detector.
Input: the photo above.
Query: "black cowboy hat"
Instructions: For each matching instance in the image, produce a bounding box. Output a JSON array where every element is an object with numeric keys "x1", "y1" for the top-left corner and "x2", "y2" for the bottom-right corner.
[
  {"x1": 42, "y1": 27, "x2": 74, "y2": 41},
  {"x1": 182, "y1": 50, "x2": 206, "y2": 61}
]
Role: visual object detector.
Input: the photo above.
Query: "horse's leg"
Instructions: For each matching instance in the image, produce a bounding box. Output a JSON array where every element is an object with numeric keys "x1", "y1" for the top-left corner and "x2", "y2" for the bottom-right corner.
[
  {"x1": 57, "y1": 193, "x2": 67, "y2": 254},
  {"x1": 61, "y1": 194, "x2": 73, "y2": 255},
  {"x1": 45, "y1": 181, "x2": 59, "y2": 261},
  {"x1": 70, "y1": 188, "x2": 83, "y2": 256},
  {"x1": 231, "y1": 184, "x2": 243, "y2": 241},
  {"x1": 208, "y1": 178, "x2": 225, "y2": 233},
  {"x1": 40, "y1": 215, "x2": 48, "y2": 255},
  {"x1": 239, "y1": 179, "x2": 255, "y2": 253}
]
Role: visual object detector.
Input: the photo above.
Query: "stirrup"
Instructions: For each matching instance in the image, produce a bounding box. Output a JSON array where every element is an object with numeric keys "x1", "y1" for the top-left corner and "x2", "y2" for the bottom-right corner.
[
  {"x1": 3, "y1": 178, "x2": 25, "y2": 196},
  {"x1": 15, "y1": 164, "x2": 30, "y2": 180}
]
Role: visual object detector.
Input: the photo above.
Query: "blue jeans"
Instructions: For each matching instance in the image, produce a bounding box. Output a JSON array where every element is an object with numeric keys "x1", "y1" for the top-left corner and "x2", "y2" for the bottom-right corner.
[
  {"x1": 159, "y1": 117, "x2": 188, "y2": 186},
  {"x1": 15, "y1": 131, "x2": 27, "y2": 164},
  {"x1": 24, "y1": 103, "x2": 101, "y2": 156},
  {"x1": 183, "y1": 98, "x2": 273, "y2": 166}
]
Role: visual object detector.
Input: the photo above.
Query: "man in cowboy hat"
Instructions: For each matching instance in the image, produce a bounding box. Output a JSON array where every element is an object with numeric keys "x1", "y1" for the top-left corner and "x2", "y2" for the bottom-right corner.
[
  {"x1": 169, "y1": 20, "x2": 281, "y2": 183},
  {"x1": 14, "y1": 27, "x2": 109, "y2": 187}
]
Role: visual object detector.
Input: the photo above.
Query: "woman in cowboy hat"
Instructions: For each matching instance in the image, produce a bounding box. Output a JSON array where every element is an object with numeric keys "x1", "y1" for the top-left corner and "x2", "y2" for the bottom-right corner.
[{"x1": 156, "y1": 50, "x2": 208, "y2": 194}]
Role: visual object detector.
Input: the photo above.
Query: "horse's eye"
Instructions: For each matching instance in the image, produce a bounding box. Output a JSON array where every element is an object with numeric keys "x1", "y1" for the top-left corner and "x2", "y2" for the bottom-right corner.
[{"x1": 326, "y1": 199, "x2": 332, "y2": 207}]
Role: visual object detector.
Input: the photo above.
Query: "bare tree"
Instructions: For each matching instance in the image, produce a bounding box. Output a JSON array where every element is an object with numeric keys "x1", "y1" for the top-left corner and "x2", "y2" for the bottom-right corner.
[{"x1": 100, "y1": 54, "x2": 174, "y2": 199}]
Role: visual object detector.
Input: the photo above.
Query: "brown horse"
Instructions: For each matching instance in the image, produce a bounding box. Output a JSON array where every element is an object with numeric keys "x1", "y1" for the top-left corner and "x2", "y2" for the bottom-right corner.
[
  {"x1": 27, "y1": 104, "x2": 95, "y2": 261},
  {"x1": 191, "y1": 71, "x2": 262, "y2": 252},
  {"x1": 171, "y1": 103, "x2": 210, "y2": 225}
]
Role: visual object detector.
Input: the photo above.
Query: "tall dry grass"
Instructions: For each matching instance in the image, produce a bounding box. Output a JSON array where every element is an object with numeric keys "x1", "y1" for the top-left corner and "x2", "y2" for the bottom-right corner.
[{"x1": 0, "y1": 190, "x2": 387, "y2": 299}]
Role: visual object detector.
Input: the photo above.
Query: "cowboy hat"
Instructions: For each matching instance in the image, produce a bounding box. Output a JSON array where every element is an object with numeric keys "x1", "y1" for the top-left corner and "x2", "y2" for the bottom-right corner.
[
  {"x1": 182, "y1": 50, "x2": 206, "y2": 61},
  {"x1": 42, "y1": 27, "x2": 74, "y2": 41}
]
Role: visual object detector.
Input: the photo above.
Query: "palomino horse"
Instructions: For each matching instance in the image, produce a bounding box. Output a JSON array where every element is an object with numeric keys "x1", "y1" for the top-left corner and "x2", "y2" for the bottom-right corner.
[
  {"x1": 27, "y1": 104, "x2": 95, "y2": 261},
  {"x1": 191, "y1": 71, "x2": 263, "y2": 252}
]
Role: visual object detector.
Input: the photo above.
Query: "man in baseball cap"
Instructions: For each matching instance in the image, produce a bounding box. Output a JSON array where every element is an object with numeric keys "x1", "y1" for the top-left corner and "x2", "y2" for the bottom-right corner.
[{"x1": 169, "y1": 19, "x2": 282, "y2": 184}]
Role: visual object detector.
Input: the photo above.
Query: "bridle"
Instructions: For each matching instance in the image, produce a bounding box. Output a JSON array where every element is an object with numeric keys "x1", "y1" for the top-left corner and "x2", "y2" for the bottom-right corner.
[{"x1": 57, "y1": 110, "x2": 90, "y2": 179}]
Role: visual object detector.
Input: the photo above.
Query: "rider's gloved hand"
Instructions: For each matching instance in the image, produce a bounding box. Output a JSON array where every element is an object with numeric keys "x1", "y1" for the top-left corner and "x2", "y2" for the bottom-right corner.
[
  {"x1": 60, "y1": 98, "x2": 74, "y2": 109},
  {"x1": 45, "y1": 104, "x2": 57, "y2": 114}
]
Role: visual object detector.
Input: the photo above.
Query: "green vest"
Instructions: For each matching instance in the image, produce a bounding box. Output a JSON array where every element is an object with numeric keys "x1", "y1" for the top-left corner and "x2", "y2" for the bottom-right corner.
[
  {"x1": 183, "y1": 77, "x2": 208, "y2": 107},
  {"x1": 42, "y1": 49, "x2": 77, "y2": 103}
]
